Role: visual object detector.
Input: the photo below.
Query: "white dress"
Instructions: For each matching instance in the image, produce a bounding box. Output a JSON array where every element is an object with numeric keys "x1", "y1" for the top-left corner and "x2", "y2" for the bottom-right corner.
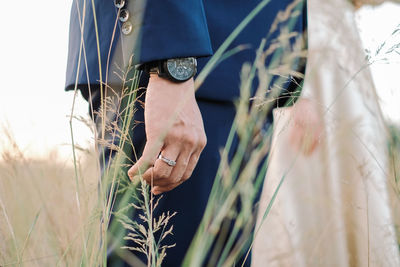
[{"x1": 252, "y1": 0, "x2": 400, "y2": 266}]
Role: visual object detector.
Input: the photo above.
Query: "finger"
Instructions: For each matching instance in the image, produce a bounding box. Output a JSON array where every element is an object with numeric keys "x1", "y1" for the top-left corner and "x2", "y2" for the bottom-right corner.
[
  {"x1": 141, "y1": 167, "x2": 155, "y2": 185},
  {"x1": 149, "y1": 148, "x2": 193, "y2": 193},
  {"x1": 141, "y1": 163, "x2": 175, "y2": 188},
  {"x1": 151, "y1": 145, "x2": 181, "y2": 183},
  {"x1": 181, "y1": 150, "x2": 201, "y2": 182},
  {"x1": 170, "y1": 148, "x2": 192, "y2": 181},
  {"x1": 140, "y1": 168, "x2": 180, "y2": 192},
  {"x1": 152, "y1": 180, "x2": 184, "y2": 195},
  {"x1": 127, "y1": 140, "x2": 161, "y2": 180}
]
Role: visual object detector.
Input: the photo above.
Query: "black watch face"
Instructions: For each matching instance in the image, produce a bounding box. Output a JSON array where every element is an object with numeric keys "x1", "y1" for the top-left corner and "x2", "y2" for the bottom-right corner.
[{"x1": 166, "y1": 58, "x2": 196, "y2": 81}]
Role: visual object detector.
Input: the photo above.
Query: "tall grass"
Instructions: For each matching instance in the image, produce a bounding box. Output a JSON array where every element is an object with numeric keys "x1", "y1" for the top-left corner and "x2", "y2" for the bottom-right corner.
[
  {"x1": 1, "y1": 0, "x2": 399, "y2": 266},
  {"x1": 388, "y1": 125, "x2": 400, "y2": 244},
  {"x1": 0, "y1": 128, "x2": 99, "y2": 266}
]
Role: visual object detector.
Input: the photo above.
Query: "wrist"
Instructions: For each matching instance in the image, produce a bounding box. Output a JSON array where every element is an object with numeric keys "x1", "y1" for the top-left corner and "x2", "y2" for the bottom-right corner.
[{"x1": 148, "y1": 74, "x2": 194, "y2": 92}]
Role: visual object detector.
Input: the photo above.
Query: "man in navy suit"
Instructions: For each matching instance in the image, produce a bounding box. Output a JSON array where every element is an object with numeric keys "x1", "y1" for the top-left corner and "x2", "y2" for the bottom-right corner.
[{"x1": 66, "y1": 0, "x2": 307, "y2": 265}]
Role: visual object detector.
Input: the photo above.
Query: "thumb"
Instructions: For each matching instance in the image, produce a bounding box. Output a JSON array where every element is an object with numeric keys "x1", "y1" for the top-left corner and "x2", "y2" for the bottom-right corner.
[{"x1": 128, "y1": 140, "x2": 161, "y2": 180}]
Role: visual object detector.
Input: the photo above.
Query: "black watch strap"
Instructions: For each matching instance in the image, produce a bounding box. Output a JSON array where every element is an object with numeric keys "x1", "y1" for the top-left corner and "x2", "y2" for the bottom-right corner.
[
  {"x1": 141, "y1": 60, "x2": 160, "y2": 74},
  {"x1": 142, "y1": 60, "x2": 170, "y2": 80}
]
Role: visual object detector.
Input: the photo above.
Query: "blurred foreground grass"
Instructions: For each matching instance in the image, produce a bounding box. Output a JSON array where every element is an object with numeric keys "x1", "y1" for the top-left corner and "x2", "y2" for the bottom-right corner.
[
  {"x1": 0, "y1": 122, "x2": 399, "y2": 266},
  {"x1": 0, "y1": 136, "x2": 99, "y2": 266},
  {"x1": 389, "y1": 124, "x2": 400, "y2": 244},
  {"x1": 1, "y1": 0, "x2": 399, "y2": 264}
]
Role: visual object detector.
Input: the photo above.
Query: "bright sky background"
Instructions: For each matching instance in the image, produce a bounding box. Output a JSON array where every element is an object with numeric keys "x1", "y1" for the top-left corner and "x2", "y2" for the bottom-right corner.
[
  {"x1": 0, "y1": 0, "x2": 91, "y2": 160},
  {"x1": 356, "y1": 2, "x2": 400, "y2": 125},
  {"x1": 0, "y1": 1, "x2": 399, "y2": 160}
]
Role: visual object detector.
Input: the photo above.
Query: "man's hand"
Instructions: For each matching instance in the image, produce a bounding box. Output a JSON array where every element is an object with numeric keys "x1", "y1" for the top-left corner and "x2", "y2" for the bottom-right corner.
[{"x1": 127, "y1": 75, "x2": 207, "y2": 195}]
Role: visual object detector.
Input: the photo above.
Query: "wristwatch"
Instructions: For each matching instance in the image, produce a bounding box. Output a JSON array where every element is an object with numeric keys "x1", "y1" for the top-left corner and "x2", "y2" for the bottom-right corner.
[{"x1": 143, "y1": 57, "x2": 197, "y2": 83}]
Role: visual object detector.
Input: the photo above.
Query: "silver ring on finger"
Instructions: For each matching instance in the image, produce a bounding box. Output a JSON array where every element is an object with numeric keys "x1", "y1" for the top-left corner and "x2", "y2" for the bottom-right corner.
[{"x1": 158, "y1": 154, "x2": 177, "y2": 167}]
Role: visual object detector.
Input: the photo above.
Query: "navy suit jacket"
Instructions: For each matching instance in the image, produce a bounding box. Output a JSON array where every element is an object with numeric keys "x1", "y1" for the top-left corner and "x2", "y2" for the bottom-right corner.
[{"x1": 65, "y1": 0, "x2": 307, "y2": 103}]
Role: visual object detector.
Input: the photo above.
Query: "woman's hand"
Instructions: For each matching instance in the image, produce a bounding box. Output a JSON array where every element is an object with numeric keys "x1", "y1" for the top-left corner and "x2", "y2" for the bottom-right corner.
[
  {"x1": 288, "y1": 98, "x2": 324, "y2": 156},
  {"x1": 351, "y1": 0, "x2": 399, "y2": 9}
]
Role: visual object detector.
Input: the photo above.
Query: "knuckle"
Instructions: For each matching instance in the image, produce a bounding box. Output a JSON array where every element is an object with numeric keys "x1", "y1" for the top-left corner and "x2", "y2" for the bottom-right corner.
[
  {"x1": 168, "y1": 129, "x2": 205, "y2": 148},
  {"x1": 183, "y1": 166, "x2": 196, "y2": 180},
  {"x1": 154, "y1": 169, "x2": 169, "y2": 180},
  {"x1": 153, "y1": 180, "x2": 166, "y2": 188},
  {"x1": 170, "y1": 176, "x2": 181, "y2": 184},
  {"x1": 165, "y1": 185, "x2": 177, "y2": 192},
  {"x1": 169, "y1": 129, "x2": 183, "y2": 141},
  {"x1": 180, "y1": 160, "x2": 189, "y2": 169},
  {"x1": 158, "y1": 184, "x2": 176, "y2": 194},
  {"x1": 191, "y1": 155, "x2": 199, "y2": 165},
  {"x1": 178, "y1": 129, "x2": 194, "y2": 144},
  {"x1": 183, "y1": 135, "x2": 197, "y2": 146},
  {"x1": 182, "y1": 174, "x2": 191, "y2": 182},
  {"x1": 159, "y1": 172, "x2": 170, "y2": 180},
  {"x1": 143, "y1": 176, "x2": 152, "y2": 184},
  {"x1": 199, "y1": 136, "x2": 207, "y2": 148}
]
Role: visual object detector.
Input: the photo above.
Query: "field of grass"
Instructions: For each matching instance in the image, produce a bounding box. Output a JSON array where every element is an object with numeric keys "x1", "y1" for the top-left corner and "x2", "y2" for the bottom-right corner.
[
  {"x1": 0, "y1": 140, "x2": 100, "y2": 266},
  {"x1": 1, "y1": 0, "x2": 400, "y2": 266},
  {"x1": 0, "y1": 124, "x2": 399, "y2": 266}
]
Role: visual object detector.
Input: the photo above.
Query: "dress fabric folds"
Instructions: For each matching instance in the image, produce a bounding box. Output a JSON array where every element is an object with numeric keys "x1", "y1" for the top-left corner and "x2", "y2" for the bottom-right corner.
[{"x1": 251, "y1": 0, "x2": 400, "y2": 266}]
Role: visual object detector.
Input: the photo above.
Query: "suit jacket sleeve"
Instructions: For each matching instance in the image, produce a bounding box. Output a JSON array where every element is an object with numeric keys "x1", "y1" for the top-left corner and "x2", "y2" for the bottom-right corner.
[{"x1": 136, "y1": 0, "x2": 213, "y2": 64}]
